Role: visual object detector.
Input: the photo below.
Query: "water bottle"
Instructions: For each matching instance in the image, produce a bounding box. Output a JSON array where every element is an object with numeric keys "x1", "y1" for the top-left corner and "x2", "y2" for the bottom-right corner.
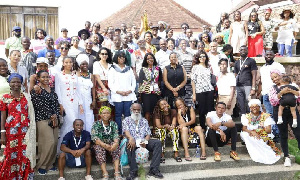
[{"x1": 195, "y1": 145, "x2": 200, "y2": 158}]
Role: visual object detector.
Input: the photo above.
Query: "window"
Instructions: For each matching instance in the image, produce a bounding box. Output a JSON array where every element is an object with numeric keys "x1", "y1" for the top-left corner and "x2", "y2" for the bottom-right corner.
[{"x1": 0, "y1": 6, "x2": 58, "y2": 41}]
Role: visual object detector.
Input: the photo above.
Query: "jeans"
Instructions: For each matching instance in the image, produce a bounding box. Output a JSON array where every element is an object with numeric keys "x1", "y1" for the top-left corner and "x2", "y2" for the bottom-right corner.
[
  {"x1": 262, "y1": 94, "x2": 273, "y2": 116},
  {"x1": 278, "y1": 39, "x2": 294, "y2": 57},
  {"x1": 114, "y1": 101, "x2": 132, "y2": 135},
  {"x1": 236, "y1": 86, "x2": 251, "y2": 115}
]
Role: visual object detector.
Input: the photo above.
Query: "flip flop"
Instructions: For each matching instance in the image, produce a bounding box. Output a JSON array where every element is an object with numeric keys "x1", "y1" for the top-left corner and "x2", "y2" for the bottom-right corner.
[
  {"x1": 174, "y1": 156, "x2": 182, "y2": 162},
  {"x1": 200, "y1": 155, "x2": 207, "y2": 160},
  {"x1": 185, "y1": 157, "x2": 192, "y2": 161},
  {"x1": 160, "y1": 157, "x2": 165, "y2": 163}
]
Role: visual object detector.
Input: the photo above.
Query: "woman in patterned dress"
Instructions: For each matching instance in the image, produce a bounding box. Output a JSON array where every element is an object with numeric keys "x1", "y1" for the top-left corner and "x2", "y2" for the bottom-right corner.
[
  {"x1": 262, "y1": 8, "x2": 278, "y2": 51},
  {"x1": 0, "y1": 73, "x2": 35, "y2": 180}
]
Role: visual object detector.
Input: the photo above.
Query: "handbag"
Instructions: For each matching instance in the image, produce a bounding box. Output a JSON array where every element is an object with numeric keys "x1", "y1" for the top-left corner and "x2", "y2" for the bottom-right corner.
[
  {"x1": 210, "y1": 74, "x2": 217, "y2": 87},
  {"x1": 135, "y1": 147, "x2": 149, "y2": 164},
  {"x1": 96, "y1": 81, "x2": 109, "y2": 102}
]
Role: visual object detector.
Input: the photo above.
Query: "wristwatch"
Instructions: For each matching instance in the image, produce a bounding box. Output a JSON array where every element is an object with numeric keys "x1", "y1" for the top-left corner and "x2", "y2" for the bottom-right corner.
[{"x1": 251, "y1": 87, "x2": 256, "y2": 90}]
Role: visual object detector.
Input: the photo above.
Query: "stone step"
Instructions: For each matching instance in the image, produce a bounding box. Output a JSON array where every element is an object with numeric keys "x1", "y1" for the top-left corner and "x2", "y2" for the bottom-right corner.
[
  {"x1": 34, "y1": 153, "x2": 294, "y2": 180},
  {"x1": 156, "y1": 163, "x2": 300, "y2": 180}
]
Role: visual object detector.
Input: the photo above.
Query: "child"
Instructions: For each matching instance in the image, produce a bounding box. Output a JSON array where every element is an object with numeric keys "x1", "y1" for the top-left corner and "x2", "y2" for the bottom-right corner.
[{"x1": 277, "y1": 75, "x2": 299, "y2": 128}]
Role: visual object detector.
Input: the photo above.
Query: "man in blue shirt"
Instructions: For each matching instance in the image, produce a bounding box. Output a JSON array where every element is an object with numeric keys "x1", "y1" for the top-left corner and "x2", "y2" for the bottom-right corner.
[
  {"x1": 58, "y1": 119, "x2": 93, "y2": 180},
  {"x1": 38, "y1": 36, "x2": 61, "y2": 58}
]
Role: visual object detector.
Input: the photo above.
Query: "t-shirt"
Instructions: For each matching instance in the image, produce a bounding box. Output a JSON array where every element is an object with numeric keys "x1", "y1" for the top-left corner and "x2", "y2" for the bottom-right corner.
[
  {"x1": 217, "y1": 73, "x2": 236, "y2": 96},
  {"x1": 247, "y1": 21, "x2": 261, "y2": 35},
  {"x1": 0, "y1": 75, "x2": 10, "y2": 98},
  {"x1": 61, "y1": 130, "x2": 91, "y2": 150},
  {"x1": 234, "y1": 57, "x2": 257, "y2": 86},
  {"x1": 206, "y1": 111, "x2": 232, "y2": 135},
  {"x1": 276, "y1": 19, "x2": 299, "y2": 44},
  {"x1": 5, "y1": 36, "x2": 23, "y2": 54},
  {"x1": 55, "y1": 37, "x2": 71, "y2": 45},
  {"x1": 260, "y1": 62, "x2": 285, "y2": 95}
]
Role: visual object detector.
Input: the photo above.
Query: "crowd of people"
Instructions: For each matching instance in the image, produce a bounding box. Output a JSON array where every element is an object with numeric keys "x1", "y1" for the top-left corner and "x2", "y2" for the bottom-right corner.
[{"x1": 0, "y1": 6, "x2": 299, "y2": 180}]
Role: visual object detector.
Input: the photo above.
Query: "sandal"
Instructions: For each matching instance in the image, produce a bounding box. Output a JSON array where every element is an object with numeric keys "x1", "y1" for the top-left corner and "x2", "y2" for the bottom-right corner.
[
  {"x1": 214, "y1": 152, "x2": 221, "y2": 161},
  {"x1": 200, "y1": 155, "x2": 207, "y2": 160},
  {"x1": 114, "y1": 172, "x2": 123, "y2": 180},
  {"x1": 230, "y1": 151, "x2": 240, "y2": 161},
  {"x1": 102, "y1": 173, "x2": 109, "y2": 180},
  {"x1": 174, "y1": 156, "x2": 182, "y2": 162},
  {"x1": 160, "y1": 157, "x2": 165, "y2": 163},
  {"x1": 185, "y1": 156, "x2": 192, "y2": 161}
]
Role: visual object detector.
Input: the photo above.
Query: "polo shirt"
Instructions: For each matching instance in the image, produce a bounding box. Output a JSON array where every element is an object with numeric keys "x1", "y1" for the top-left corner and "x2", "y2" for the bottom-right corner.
[
  {"x1": 5, "y1": 36, "x2": 23, "y2": 54},
  {"x1": 61, "y1": 130, "x2": 91, "y2": 150},
  {"x1": 37, "y1": 47, "x2": 61, "y2": 58},
  {"x1": 234, "y1": 57, "x2": 258, "y2": 86}
]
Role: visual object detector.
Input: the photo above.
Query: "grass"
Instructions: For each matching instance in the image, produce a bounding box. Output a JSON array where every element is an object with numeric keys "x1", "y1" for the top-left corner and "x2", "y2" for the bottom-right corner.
[
  {"x1": 288, "y1": 139, "x2": 300, "y2": 164},
  {"x1": 138, "y1": 164, "x2": 146, "y2": 180}
]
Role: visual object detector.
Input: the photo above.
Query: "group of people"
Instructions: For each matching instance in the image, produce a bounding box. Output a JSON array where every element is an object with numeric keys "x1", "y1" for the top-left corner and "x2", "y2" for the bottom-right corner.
[{"x1": 0, "y1": 6, "x2": 299, "y2": 180}]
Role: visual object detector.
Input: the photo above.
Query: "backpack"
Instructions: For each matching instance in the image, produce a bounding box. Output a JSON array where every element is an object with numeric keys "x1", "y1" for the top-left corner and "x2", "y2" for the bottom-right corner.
[{"x1": 120, "y1": 138, "x2": 128, "y2": 174}]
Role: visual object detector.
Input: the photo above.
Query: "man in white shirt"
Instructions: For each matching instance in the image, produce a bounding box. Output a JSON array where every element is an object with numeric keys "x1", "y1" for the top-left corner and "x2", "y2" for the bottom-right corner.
[
  {"x1": 208, "y1": 42, "x2": 221, "y2": 76},
  {"x1": 155, "y1": 39, "x2": 171, "y2": 71},
  {"x1": 206, "y1": 102, "x2": 240, "y2": 161},
  {"x1": 258, "y1": 50, "x2": 285, "y2": 116}
]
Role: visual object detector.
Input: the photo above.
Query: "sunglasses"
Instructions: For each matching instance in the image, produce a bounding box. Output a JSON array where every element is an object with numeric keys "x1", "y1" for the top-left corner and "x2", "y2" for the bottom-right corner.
[
  {"x1": 72, "y1": 39, "x2": 79, "y2": 41},
  {"x1": 202, "y1": 36, "x2": 208, "y2": 38},
  {"x1": 100, "y1": 53, "x2": 108, "y2": 55},
  {"x1": 251, "y1": 15, "x2": 257, "y2": 17},
  {"x1": 182, "y1": 26, "x2": 188, "y2": 29},
  {"x1": 199, "y1": 55, "x2": 206, "y2": 58},
  {"x1": 61, "y1": 47, "x2": 69, "y2": 50}
]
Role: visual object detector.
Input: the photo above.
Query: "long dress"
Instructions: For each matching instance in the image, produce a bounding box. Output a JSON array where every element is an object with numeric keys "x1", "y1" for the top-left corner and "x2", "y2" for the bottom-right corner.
[
  {"x1": 78, "y1": 74, "x2": 94, "y2": 132},
  {"x1": 55, "y1": 71, "x2": 82, "y2": 153},
  {"x1": 231, "y1": 21, "x2": 246, "y2": 54},
  {"x1": 0, "y1": 93, "x2": 35, "y2": 180},
  {"x1": 240, "y1": 113, "x2": 281, "y2": 164}
]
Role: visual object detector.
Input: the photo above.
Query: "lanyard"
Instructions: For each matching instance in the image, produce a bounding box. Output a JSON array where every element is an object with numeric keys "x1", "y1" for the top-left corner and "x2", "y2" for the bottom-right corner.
[
  {"x1": 73, "y1": 134, "x2": 82, "y2": 149},
  {"x1": 102, "y1": 120, "x2": 111, "y2": 134},
  {"x1": 150, "y1": 67, "x2": 155, "y2": 82},
  {"x1": 239, "y1": 57, "x2": 248, "y2": 71}
]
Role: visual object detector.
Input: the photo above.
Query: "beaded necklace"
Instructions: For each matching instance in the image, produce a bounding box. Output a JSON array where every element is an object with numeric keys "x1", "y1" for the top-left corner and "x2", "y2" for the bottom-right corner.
[
  {"x1": 10, "y1": 92, "x2": 24, "y2": 102},
  {"x1": 80, "y1": 72, "x2": 90, "y2": 79}
]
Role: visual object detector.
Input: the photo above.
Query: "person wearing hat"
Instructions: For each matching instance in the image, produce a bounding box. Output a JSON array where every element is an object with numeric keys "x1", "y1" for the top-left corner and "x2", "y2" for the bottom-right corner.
[
  {"x1": 261, "y1": 8, "x2": 278, "y2": 51},
  {"x1": 4, "y1": 26, "x2": 23, "y2": 58},
  {"x1": 276, "y1": 7, "x2": 299, "y2": 57},
  {"x1": 114, "y1": 27, "x2": 122, "y2": 36},
  {"x1": 54, "y1": 28, "x2": 71, "y2": 49},
  {"x1": 29, "y1": 57, "x2": 50, "y2": 92},
  {"x1": 151, "y1": 25, "x2": 162, "y2": 51},
  {"x1": 157, "y1": 21, "x2": 168, "y2": 39},
  {"x1": 78, "y1": 29, "x2": 91, "y2": 49},
  {"x1": 90, "y1": 23, "x2": 104, "y2": 45},
  {"x1": 38, "y1": 36, "x2": 61, "y2": 58}
]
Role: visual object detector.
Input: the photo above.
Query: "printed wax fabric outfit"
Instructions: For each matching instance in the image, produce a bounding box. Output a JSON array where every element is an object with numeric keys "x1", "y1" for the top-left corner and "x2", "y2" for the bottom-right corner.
[
  {"x1": 91, "y1": 120, "x2": 120, "y2": 165},
  {"x1": 93, "y1": 62, "x2": 112, "y2": 119},
  {"x1": 247, "y1": 21, "x2": 263, "y2": 57},
  {"x1": 269, "y1": 85, "x2": 300, "y2": 157},
  {"x1": 191, "y1": 64, "x2": 214, "y2": 129},
  {"x1": 164, "y1": 64, "x2": 185, "y2": 108},
  {"x1": 20, "y1": 50, "x2": 37, "y2": 78},
  {"x1": 230, "y1": 21, "x2": 246, "y2": 54},
  {"x1": 178, "y1": 51, "x2": 194, "y2": 107},
  {"x1": 276, "y1": 18, "x2": 299, "y2": 57},
  {"x1": 55, "y1": 71, "x2": 82, "y2": 153},
  {"x1": 154, "y1": 109, "x2": 179, "y2": 153},
  {"x1": 138, "y1": 66, "x2": 162, "y2": 114},
  {"x1": 31, "y1": 88, "x2": 60, "y2": 170},
  {"x1": 78, "y1": 73, "x2": 94, "y2": 132},
  {"x1": 0, "y1": 94, "x2": 34, "y2": 180},
  {"x1": 262, "y1": 19, "x2": 277, "y2": 49},
  {"x1": 240, "y1": 112, "x2": 281, "y2": 164}
]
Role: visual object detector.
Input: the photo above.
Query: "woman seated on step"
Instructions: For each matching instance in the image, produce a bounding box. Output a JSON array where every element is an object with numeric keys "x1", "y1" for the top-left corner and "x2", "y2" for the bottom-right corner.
[
  {"x1": 174, "y1": 97, "x2": 206, "y2": 161},
  {"x1": 240, "y1": 99, "x2": 281, "y2": 164}
]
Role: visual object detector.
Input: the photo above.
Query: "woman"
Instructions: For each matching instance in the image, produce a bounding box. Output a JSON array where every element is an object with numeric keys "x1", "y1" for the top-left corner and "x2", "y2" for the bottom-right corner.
[
  {"x1": 219, "y1": 44, "x2": 235, "y2": 73},
  {"x1": 188, "y1": 37, "x2": 198, "y2": 55},
  {"x1": 108, "y1": 51, "x2": 136, "y2": 135},
  {"x1": 144, "y1": 31, "x2": 157, "y2": 54},
  {"x1": 247, "y1": 10, "x2": 265, "y2": 57},
  {"x1": 77, "y1": 54, "x2": 95, "y2": 132},
  {"x1": 216, "y1": 13, "x2": 230, "y2": 33},
  {"x1": 240, "y1": 99, "x2": 281, "y2": 164},
  {"x1": 68, "y1": 36, "x2": 84, "y2": 58},
  {"x1": 262, "y1": 8, "x2": 278, "y2": 51},
  {"x1": 166, "y1": 29, "x2": 174, "y2": 39},
  {"x1": 0, "y1": 58, "x2": 10, "y2": 99},
  {"x1": 8, "y1": 50, "x2": 28, "y2": 92},
  {"x1": 91, "y1": 106, "x2": 121, "y2": 180},
  {"x1": 191, "y1": 51, "x2": 214, "y2": 129},
  {"x1": 222, "y1": 19, "x2": 231, "y2": 44},
  {"x1": 31, "y1": 70, "x2": 60, "y2": 174},
  {"x1": 199, "y1": 32, "x2": 211, "y2": 52},
  {"x1": 93, "y1": 47, "x2": 113, "y2": 120},
  {"x1": 30, "y1": 28, "x2": 47, "y2": 54},
  {"x1": 174, "y1": 98, "x2": 206, "y2": 161},
  {"x1": 138, "y1": 53, "x2": 162, "y2": 124},
  {"x1": 213, "y1": 33, "x2": 225, "y2": 53},
  {"x1": 276, "y1": 8, "x2": 298, "y2": 57},
  {"x1": 154, "y1": 99, "x2": 180, "y2": 162},
  {"x1": 55, "y1": 41, "x2": 71, "y2": 72},
  {"x1": 55, "y1": 56, "x2": 83, "y2": 152},
  {"x1": 269, "y1": 69, "x2": 300, "y2": 167},
  {"x1": 166, "y1": 38, "x2": 175, "y2": 51},
  {"x1": 0, "y1": 73, "x2": 35, "y2": 179},
  {"x1": 197, "y1": 41, "x2": 205, "y2": 52},
  {"x1": 163, "y1": 52, "x2": 187, "y2": 109},
  {"x1": 229, "y1": 11, "x2": 248, "y2": 56}
]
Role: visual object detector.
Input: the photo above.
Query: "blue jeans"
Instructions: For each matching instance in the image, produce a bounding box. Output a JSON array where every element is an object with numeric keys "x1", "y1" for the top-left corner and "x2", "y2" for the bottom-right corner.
[
  {"x1": 114, "y1": 101, "x2": 132, "y2": 135},
  {"x1": 262, "y1": 94, "x2": 273, "y2": 116},
  {"x1": 278, "y1": 39, "x2": 294, "y2": 57}
]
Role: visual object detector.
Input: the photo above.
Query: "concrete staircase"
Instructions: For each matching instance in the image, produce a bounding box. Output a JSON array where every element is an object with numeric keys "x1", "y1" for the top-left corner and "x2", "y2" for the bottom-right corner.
[{"x1": 34, "y1": 142, "x2": 300, "y2": 180}]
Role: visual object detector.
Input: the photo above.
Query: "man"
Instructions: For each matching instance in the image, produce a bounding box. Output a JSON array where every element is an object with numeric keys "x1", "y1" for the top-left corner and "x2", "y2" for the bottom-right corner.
[
  {"x1": 79, "y1": 39, "x2": 97, "y2": 73},
  {"x1": 102, "y1": 29, "x2": 115, "y2": 49},
  {"x1": 85, "y1": 21, "x2": 91, "y2": 32},
  {"x1": 115, "y1": 28, "x2": 121, "y2": 37},
  {"x1": 38, "y1": 36, "x2": 61, "y2": 58},
  {"x1": 68, "y1": 36, "x2": 84, "y2": 58},
  {"x1": 120, "y1": 23, "x2": 128, "y2": 38},
  {"x1": 144, "y1": 32, "x2": 157, "y2": 54},
  {"x1": 206, "y1": 102, "x2": 240, "y2": 161},
  {"x1": 234, "y1": 45, "x2": 258, "y2": 115},
  {"x1": 5, "y1": 26, "x2": 23, "y2": 58},
  {"x1": 91, "y1": 34, "x2": 101, "y2": 52},
  {"x1": 150, "y1": 25, "x2": 162, "y2": 51},
  {"x1": 198, "y1": 25, "x2": 213, "y2": 42},
  {"x1": 155, "y1": 39, "x2": 171, "y2": 71},
  {"x1": 257, "y1": 50, "x2": 285, "y2": 115},
  {"x1": 186, "y1": 29, "x2": 194, "y2": 47},
  {"x1": 111, "y1": 36, "x2": 132, "y2": 67},
  {"x1": 126, "y1": 32, "x2": 138, "y2": 50},
  {"x1": 78, "y1": 29, "x2": 91, "y2": 49},
  {"x1": 55, "y1": 28, "x2": 71, "y2": 49},
  {"x1": 58, "y1": 119, "x2": 93, "y2": 180},
  {"x1": 20, "y1": 37, "x2": 37, "y2": 77},
  {"x1": 123, "y1": 103, "x2": 163, "y2": 180},
  {"x1": 175, "y1": 23, "x2": 189, "y2": 47},
  {"x1": 132, "y1": 29, "x2": 140, "y2": 44},
  {"x1": 208, "y1": 42, "x2": 221, "y2": 76}
]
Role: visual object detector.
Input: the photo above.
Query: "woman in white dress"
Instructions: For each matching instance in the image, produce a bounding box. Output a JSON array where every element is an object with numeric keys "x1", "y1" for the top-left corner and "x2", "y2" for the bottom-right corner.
[
  {"x1": 77, "y1": 54, "x2": 95, "y2": 132},
  {"x1": 240, "y1": 99, "x2": 281, "y2": 164},
  {"x1": 55, "y1": 56, "x2": 83, "y2": 152},
  {"x1": 229, "y1": 11, "x2": 248, "y2": 56}
]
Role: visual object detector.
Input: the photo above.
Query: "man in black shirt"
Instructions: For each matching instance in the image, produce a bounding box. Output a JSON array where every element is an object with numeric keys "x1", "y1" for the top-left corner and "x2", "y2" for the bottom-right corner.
[
  {"x1": 79, "y1": 39, "x2": 97, "y2": 74},
  {"x1": 151, "y1": 25, "x2": 161, "y2": 51},
  {"x1": 234, "y1": 45, "x2": 257, "y2": 114}
]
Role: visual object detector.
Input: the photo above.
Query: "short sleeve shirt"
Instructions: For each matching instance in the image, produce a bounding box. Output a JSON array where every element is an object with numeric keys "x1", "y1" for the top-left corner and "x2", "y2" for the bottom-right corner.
[
  {"x1": 5, "y1": 36, "x2": 23, "y2": 54},
  {"x1": 206, "y1": 111, "x2": 232, "y2": 135},
  {"x1": 122, "y1": 117, "x2": 151, "y2": 139},
  {"x1": 61, "y1": 130, "x2": 91, "y2": 150},
  {"x1": 234, "y1": 57, "x2": 257, "y2": 86},
  {"x1": 217, "y1": 73, "x2": 236, "y2": 96}
]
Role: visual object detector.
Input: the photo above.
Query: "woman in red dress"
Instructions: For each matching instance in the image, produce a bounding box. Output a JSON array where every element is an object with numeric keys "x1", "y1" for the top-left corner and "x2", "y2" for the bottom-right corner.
[{"x1": 0, "y1": 73, "x2": 35, "y2": 180}]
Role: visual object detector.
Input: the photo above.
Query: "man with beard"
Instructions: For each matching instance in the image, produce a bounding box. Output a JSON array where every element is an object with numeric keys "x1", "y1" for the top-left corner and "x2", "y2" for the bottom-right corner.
[
  {"x1": 5, "y1": 26, "x2": 23, "y2": 58},
  {"x1": 102, "y1": 29, "x2": 115, "y2": 49},
  {"x1": 91, "y1": 34, "x2": 101, "y2": 52},
  {"x1": 38, "y1": 36, "x2": 61, "y2": 58},
  {"x1": 123, "y1": 103, "x2": 163, "y2": 180},
  {"x1": 20, "y1": 37, "x2": 37, "y2": 77},
  {"x1": 234, "y1": 45, "x2": 257, "y2": 115},
  {"x1": 79, "y1": 39, "x2": 97, "y2": 74}
]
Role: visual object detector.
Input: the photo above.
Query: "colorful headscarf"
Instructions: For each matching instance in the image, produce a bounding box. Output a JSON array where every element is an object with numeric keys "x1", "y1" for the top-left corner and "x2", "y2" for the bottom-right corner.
[
  {"x1": 8, "y1": 73, "x2": 23, "y2": 83},
  {"x1": 99, "y1": 106, "x2": 112, "y2": 114},
  {"x1": 270, "y1": 69, "x2": 282, "y2": 76}
]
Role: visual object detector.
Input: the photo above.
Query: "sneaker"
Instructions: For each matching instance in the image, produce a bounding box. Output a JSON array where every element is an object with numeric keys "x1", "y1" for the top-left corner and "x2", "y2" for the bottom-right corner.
[
  {"x1": 49, "y1": 166, "x2": 58, "y2": 171},
  {"x1": 38, "y1": 168, "x2": 47, "y2": 175},
  {"x1": 58, "y1": 177, "x2": 65, "y2": 180},
  {"x1": 85, "y1": 175, "x2": 93, "y2": 180},
  {"x1": 284, "y1": 157, "x2": 291, "y2": 167},
  {"x1": 126, "y1": 171, "x2": 138, "y2": 180},
  {"x1": 148, "y1": 169, "x2": 164, "y2": 179}
]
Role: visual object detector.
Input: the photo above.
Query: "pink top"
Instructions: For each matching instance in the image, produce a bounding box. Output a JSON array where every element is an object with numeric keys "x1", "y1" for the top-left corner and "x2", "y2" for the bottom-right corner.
[{"x1": 269, "y1": 85, "x2": 300, "y2": 106}]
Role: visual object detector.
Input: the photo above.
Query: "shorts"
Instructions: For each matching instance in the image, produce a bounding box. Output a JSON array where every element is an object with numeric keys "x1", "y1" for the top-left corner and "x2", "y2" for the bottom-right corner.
[
  {"x1": 66, "y1": 153, "x2": 86, "y2": 168},
  {"x1": 280, "y1": 95, "x2": 296, "y2": 107}
]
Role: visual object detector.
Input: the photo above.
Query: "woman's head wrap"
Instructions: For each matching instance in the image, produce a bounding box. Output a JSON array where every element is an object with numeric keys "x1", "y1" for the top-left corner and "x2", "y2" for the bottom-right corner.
[
  {"x1": 8, "y1": 73, "x2": 23, "y2": 83},
  {"x1": 248, "y1": 99, "x2": 261, "y2": 108},
  {"x1": 270, "y1": 69, "x2": 282, "y2": 76},
  {"x1": 99, "y1": 106, "x2": 112, "y2": 114},
  {"x1": 76, "y1": 54, "x2": 89, "y2": 66}
]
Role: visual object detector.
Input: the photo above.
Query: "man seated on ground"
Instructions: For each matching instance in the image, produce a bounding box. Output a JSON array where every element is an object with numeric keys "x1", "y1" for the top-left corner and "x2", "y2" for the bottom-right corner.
[
  {"x1": 58, "y1": 119, "x2": 93, "y2": 180},
  {"x1": 123, "y1": 103, "x2": 163, "y2": 180},
  {"x1": 205, "y1": 102, "x2": 240, "y2": 161}
]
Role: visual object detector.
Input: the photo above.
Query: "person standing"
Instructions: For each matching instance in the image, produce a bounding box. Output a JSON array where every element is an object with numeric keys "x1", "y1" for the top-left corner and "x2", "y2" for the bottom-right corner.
[
  {"x1": 30, "y1": 28, "x2": 47, "y2": 54},
  {"x1": 261, "y1": 8, "x2": 278, "y2": 51},
  {"x1": 38, "y1": 36, "x2": 61, "y2": 58},
  {"x1": 79, "y1": 39, "x2": 97, "y2": 74},
  {"x1": 55, "y1": 28, "x2": 71, "y2": 49},
  {"x1": 5, "y1": 26, "x2": 23, "y2": 58},
  {"x1": 68, "y1": 36, "x2": 84, "y2": 58},
  {"x1": 20, "y1": 37, "x2": 37, "y2": 77}
]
